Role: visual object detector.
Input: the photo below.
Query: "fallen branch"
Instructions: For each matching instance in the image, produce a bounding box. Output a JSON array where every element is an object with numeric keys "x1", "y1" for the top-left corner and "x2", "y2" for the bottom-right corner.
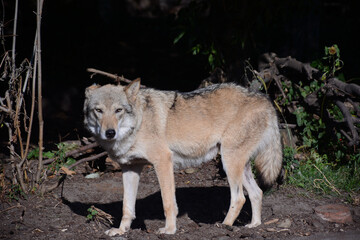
[
  {"x1": 88, "y1": 205, "x2": 114, "y2": 227},
  {"x1": 256, "y1": 52, "x2": 360, "y2": 147},
  {"x1": 42, "y1": 141, "x2": 99, "y2": 165},
  {"x1": 327, "y1": 78, "x2": 360, "y2": 98},
  {"x1": 66, "y1": 151, "x2": 107, "y2": 170},
  {"x1": 0, "y1": 203, "x2": 24, "y2": 214}
]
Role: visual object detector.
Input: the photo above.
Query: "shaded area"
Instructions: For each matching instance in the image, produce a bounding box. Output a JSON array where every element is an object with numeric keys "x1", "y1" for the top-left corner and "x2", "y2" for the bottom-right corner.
[
  {"x1": 62, "y1": 186, "x2": 252, "y2": 231},
  {"x1": 2, "y1": 0, "x2": 360, "y2": 144}
]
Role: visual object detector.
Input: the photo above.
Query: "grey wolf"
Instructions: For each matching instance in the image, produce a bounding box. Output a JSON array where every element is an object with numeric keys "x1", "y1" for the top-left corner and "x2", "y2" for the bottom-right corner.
[{"x1": 83, "y1": 79, "x2": 282, "y2": 236}]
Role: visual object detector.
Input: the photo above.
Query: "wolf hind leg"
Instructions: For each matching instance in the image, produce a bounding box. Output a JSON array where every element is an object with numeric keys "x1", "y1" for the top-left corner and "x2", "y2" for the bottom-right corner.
[
  {"x1": 242, "y1": 162, "x2": 263, "y2": 228},
  {"x1": 221, "y1": 148, "x2": 249, "y2": 226},
  {"x1": 105, "y1": 163, "x2": 144, "y2": 237}
]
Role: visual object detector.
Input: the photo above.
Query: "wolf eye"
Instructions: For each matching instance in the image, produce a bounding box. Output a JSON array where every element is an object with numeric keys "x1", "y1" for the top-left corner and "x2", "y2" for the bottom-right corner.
[
  {"x1": 95, "y1": 108, "x2": 103, "y2": 113},
  {"x1": 115, "y1": 108, "x2": 123, "y2": 113}
]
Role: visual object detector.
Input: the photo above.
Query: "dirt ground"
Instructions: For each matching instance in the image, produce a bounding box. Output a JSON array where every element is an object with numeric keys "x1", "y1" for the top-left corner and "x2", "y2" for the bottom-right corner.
[{"x1": 1, "y1": 159, "x2": 359, "y2": 240}]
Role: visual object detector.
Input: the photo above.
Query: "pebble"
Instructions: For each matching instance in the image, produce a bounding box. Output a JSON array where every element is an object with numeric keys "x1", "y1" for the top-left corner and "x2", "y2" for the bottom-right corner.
[
  {"x1": 277, "y1": 218, "x2": 292, "y2": 228},
  {"x1": 85, "y1": 172, "x2": 100, "y2": 179},
  {"x1": 184, "y1": 168, "x2": 197, "y2": 174}
]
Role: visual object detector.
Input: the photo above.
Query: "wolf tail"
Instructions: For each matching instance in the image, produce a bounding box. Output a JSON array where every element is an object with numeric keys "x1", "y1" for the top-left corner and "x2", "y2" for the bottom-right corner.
[{"x1": 253, "y1": 114, "x2": 283, "y2": 187}]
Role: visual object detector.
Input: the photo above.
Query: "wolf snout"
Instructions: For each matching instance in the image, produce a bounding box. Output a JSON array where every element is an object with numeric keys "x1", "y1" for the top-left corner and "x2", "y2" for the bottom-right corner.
[{"x1": 105, "y1": 129, "x2": 116, "y2": 139}]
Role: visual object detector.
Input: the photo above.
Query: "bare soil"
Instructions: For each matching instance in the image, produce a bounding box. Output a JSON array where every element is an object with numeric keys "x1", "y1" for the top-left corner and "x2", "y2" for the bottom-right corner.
[{"x1": 1, "y1": 160, "x2": 359, "y2": 239}]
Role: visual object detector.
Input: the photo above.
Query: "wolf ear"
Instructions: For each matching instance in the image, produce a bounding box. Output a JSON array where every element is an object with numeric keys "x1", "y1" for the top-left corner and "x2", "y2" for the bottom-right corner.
[
  {"x1": 125, "y1": 78, "x2": 141, "y2": 102},
  {"x1": 85, "y1": 84, "x2": 100, "y2": 98}
]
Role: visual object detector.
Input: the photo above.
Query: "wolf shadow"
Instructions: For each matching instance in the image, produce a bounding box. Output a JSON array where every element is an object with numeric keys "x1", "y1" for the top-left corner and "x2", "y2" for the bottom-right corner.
[{"x1": 62, "y1": 186, "x2": 252, "y2": 231}]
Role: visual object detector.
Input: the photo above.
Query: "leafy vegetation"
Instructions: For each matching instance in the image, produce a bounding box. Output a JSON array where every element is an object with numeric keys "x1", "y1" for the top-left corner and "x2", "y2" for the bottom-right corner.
[
  {"x1": 278, "y1": 45, "x2": 358, "y2": 161},
  {"x1": 27, "y1": 142, "x2": 78, "y2": 173},
  {"x1": 278, "y1": 45, "x2": 360, "y2": 198},
  {"x1": 284, "y1": 146, "x2": 360, "y2": 200},
  {"x1": 86, "y1": 206, "x2": 99, "y2": 221}
]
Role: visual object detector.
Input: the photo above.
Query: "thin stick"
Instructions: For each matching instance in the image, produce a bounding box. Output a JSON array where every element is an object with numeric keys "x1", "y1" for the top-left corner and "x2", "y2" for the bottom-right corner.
[
  {"x1": 35, "y1": 0, "x2": 44, "y2": 183},
  {"x1": 66, "y1": 152, "x2": 107, "y2": 170},
  {"x1": 86, "y1": 68, "x2": 146, "y2": 87},
  {"x1": 11, "y1": 0, "x2": 18, "y2": 80},
  {"x1": 0, "y1": 105, "x2": 10, "y2": 112},
  {"x1": 42, "y1": 142, "x2": 99, "y2": 165},
  {"x1": 312, "y1": 164, "x2": 341, "y2": 195},
  {"x1": 14, "y1": 77, "x2": 24, "y2": 159},
  {"x1": 4, "y1": 92, "x2": 15, "y2": 160},
  {"x1": 21, "y1": 33, "x2": 39, "y2": 168},
  {"x1": 87, "y1": 68, "x2": 132, "y2": 84},
  {"x1": 0, "y1": 203, "x2": 24, "y2": 214}
]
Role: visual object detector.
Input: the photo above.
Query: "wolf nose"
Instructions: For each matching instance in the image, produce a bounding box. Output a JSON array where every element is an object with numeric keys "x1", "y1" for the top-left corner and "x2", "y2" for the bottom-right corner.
[{"x1": 105, "y1": 129, "x2": 116, "y2": 139}]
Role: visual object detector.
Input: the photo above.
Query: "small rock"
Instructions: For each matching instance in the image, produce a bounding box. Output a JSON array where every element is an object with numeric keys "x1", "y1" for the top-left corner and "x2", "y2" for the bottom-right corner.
[
  {"x1": 85, "y1": 172, "x2": 100, "y2": 179},
  {"x1": 277, "y1": 218, "x2": 292, "y2": 228},
  {"x1": 184, "y1": 168, "x2": 197, "y2": 174},
  {"x1": 314, "y1": 204, "x2": 353, "y2": 224}
]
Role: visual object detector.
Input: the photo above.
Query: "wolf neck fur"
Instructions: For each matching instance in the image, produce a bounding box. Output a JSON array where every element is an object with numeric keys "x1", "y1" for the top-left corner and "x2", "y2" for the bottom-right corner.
[{"x1": 100, "y1": 101, "x2": 144, "y2": 162}]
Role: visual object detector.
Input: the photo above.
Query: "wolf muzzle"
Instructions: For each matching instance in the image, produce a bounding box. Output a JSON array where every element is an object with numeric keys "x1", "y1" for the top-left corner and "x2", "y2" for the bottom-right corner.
[{"x1": 105, "y1": 129, "x2": 116, "y2": 139}]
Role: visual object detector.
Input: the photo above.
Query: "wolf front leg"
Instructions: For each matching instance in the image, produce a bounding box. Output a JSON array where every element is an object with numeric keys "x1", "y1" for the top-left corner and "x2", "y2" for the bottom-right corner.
[
  {"x1": 153, "y1": 151, "x2": 178, "y2": 234},
  {"x1": 105, "y1": 163, "x2": 144, "y2": 237}
]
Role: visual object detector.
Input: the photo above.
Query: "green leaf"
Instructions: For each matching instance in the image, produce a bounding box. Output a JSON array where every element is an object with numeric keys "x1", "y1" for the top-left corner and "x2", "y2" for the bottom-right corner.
[
  {"x1": 318, "y1": 131, "x2": 325, "y2": 138},
  {"x1": 27, "y1": 148, "x2": 39, "y2": 160},
  {"x1": 191, "y1": 44, "x2": 201, "y2": 55},
  {"x1": 173, "y1": 31, "x2": 185, "y2": 44},
  {"x1": 43, "y1": 151, "x2": 55, "y2": 159},
  {"x1": 64, "y1": 157, "x2": 77, "y2": 168},
  {"x1": 208, "y1": 54, "x2": 214, "y2": 66}
]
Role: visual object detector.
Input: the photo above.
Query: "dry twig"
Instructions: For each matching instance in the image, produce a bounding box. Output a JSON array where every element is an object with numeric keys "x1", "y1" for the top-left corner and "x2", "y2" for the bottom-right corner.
[{"x1": 86, "y1": 68, "x2": 146, "y2": 87}]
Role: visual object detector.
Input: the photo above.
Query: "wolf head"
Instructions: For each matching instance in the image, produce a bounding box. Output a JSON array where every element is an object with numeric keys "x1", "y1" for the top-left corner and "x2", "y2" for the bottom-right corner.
[{"x1": 84, "y1": 79, "x2": 141, "y2": 141}]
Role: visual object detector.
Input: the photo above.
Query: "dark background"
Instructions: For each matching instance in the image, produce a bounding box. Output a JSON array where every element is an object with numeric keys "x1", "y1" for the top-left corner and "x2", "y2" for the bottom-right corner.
[{"x1": 1, "y1": 0, "x2": 360, "y2": 142}]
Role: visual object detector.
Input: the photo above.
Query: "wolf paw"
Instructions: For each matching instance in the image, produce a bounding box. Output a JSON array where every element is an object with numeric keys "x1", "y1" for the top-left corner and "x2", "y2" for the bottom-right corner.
[
  {"x1": 105, "y1": 228, "x2": 126, "y2": 237},
  {"x1": 157, "y1": 226, "x2": 176, "y2": 234},
  {"x1": 245, "y1": 221, "x2": 261, "y2": 228}
]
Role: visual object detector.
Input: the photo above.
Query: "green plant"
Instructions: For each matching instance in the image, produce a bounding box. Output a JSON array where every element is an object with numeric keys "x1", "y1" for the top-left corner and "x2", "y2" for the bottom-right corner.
[
  {"x1": 27, "y1": 142, "x2": 79, "y2": 173},
  {"x1": 311, "y1": 44, "x2": 343, "y2": 80},
  {"x1": 27, "y1": 148, "x2": 55, "y2": 160},
  {"x1": 278, "y1": 45, "x2": 358, "y2": 164},
  {"x1": 283, "y1": 146, "x2": 297, "y2": 177},
  {"x1": 7, "y1": 184, "x2": 27, "y2": 201},
  {"x1": 285, "y1": 149, "x2": 360, "y2": 197},
  {"x1": 86, "y1": 206, "x2": 98, "y2": 221}
]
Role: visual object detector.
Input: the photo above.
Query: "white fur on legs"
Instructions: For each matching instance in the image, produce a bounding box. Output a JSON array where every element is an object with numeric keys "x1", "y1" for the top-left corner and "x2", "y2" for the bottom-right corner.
[
  {"x1": 242, "y1": 163, "x2": 263, "y2": 228},
  {"x1": 105, "y1": 164, "x2": 143, "y2": 236}
]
